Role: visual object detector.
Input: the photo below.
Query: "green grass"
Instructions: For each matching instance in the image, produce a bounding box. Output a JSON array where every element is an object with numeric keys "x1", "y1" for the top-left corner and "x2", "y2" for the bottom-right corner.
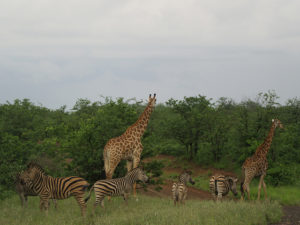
[
  {"x1": 0, "y1": 194, "x2": 282, "y2": 225},
  {"x1": 245, "y1": 182, "x2": 300, "y2": 205}
]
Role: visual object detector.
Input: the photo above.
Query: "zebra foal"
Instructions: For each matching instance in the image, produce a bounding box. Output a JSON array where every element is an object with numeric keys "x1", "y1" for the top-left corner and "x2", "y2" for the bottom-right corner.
[
  {"x1": 209, "y1": 174, "x2": 238, "y2": 201},
  {"x1": 172, "y1": 171, "x2": 195, "y2": 206},
  {"x1": 85, "y1": 167, "x2": 148, "y2": 214},
  {"x1": 20, "y1": 163, "x2": 89, "y2": 216}
]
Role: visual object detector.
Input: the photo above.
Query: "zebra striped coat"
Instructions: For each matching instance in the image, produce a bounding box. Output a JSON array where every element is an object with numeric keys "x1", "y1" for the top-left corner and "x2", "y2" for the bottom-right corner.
[
  {"x1": 209, "y1": 174, "x2": 238, "y2": 201},
  {"x1": 172, "y1": 171, "x2": 195, "y2": 205},
  {"x1": 85, "y1": 167, "x2": 148, "y2": 214},
  {"x1": 16, "y1": 169, "x2": 57, "y2": 208},
  {"x1": 20, "y1": 163, "x2": 89, "y2": 216}
]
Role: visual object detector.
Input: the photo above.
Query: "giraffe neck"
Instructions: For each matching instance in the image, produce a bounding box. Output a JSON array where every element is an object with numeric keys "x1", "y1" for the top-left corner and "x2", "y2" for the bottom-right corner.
[
  {"x1": 255, "y1": 122, "x2": 276, "y2": 157},
  {"x1": 125, "y1": 102, "x2": 154, "y2": 138}
]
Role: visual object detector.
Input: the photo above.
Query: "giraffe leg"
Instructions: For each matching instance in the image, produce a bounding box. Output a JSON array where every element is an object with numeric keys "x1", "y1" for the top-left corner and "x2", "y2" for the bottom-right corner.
[
  {"x1": 126, "y1": 160, "x2": 134, "y2": 195},
  {"x1": 262, "y1": 180, "x2": 267, "y2": 200},
  {"x1": 126, "y1": 160, "x2": 133, "y2": 172},
  {"x1": 106, "y1": 163, "x2": 118, "y2": 201},
  {"x1": 242, "y1": 182, "x2": 251, "y2": 200},
  {"x1": 132, "y1": 156, "x2": 141, "y2": 198},
  {"x1": 257, "y1": 175, "x2": 265, "y2": 200}
]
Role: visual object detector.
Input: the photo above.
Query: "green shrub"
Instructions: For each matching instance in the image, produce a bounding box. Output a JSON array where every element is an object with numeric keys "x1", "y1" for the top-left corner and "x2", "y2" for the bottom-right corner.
[{"x1": 266, "y1": 163, "x2": 299, "y2": 186}]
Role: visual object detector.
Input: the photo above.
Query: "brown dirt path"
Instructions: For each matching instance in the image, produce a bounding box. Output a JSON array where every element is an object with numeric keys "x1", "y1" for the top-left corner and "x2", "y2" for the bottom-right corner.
[{"x1": 270, "y1": 206, "x2": 300, "y2": 225}]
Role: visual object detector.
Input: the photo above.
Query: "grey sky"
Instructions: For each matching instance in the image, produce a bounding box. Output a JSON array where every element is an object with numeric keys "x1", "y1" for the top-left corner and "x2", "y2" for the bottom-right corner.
[{"x1": 0, "y1": 0, "x2": 299, "y2": 109}]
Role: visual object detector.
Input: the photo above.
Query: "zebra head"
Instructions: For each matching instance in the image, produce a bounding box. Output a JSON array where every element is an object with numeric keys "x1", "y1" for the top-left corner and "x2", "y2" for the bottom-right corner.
[
  {"x1": 227, "y1": 177, "x2": 238, "y2": 196},
  {"x1": 19, "y1": 165, "x2": 42, "y2": 187},
  {"x1": 19, "y1": 170, "x2": 33, "y2": 187},
  {"x1": 181, "y1": 171, "x2": 195, "y2": 185},
  {"x1": 132, "y1": 167, "x2": 149, "y2": 183}
]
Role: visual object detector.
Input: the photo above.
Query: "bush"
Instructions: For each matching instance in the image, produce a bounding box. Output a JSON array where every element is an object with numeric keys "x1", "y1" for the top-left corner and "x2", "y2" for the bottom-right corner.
[{"x1": 266, "y1": 163, "x2": 299, "y2": 186}]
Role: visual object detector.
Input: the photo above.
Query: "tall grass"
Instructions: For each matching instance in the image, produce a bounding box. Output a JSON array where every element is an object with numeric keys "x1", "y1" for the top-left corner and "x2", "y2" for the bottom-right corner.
[
  {"x1": 245, "y1": 182, "x2": 300, "y2": 205},
  {"x1": 0, "y1": 194, "x2": 282, "y2": 225}
]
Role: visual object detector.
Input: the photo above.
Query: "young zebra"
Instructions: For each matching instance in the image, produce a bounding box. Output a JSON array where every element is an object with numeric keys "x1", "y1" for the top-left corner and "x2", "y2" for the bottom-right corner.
[
  {"x1": 209, "y1": 174, "x2": 238, "y2": 201},
  {"x1": 16, "y1": 170, "x2": 57, "y2": 208},
  {"x1": 19, "y1": 163, "x2": 89, "y2": 216},
  {"x1": 84, "y1": 167, "x2": 148, "y2": 214},
  {"x1": 172, "y1": 171, "x2": 195, "y2": 206}
]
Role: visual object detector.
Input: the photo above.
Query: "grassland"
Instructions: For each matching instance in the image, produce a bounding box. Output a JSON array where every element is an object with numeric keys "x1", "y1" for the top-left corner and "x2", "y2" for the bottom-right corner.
[{"x1": 0, "y1": 194, "x2": 282, "y2": 225}]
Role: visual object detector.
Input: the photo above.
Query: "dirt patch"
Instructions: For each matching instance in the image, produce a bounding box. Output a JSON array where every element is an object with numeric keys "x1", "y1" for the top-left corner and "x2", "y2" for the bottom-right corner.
[
  {"x1": 143, "y1": 154, "x2": 238, "y2": 178},
  {"x1": 270, "y1": 206, "x2": 300, "y2": 225},
  {"x1": 139, "y1": 180, "x2": 212, "y2": 200}
]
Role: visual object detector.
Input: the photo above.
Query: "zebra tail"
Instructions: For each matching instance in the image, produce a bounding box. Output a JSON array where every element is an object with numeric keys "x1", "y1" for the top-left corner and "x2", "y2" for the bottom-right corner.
[
  {"x1": 240, "y1": 181, "x2": 244, "y2": 195},
  {"x1": 214, "y1": 179, "x2": 218, "y2": 196},
  {"x1": 84, "y1": 185, "x2": 94, "y2": 203}
]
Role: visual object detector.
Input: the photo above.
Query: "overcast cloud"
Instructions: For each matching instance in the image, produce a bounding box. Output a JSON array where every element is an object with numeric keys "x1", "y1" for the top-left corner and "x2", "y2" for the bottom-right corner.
[{"x1": 0, "y1": 0, "x2": 299, "y2": 109}]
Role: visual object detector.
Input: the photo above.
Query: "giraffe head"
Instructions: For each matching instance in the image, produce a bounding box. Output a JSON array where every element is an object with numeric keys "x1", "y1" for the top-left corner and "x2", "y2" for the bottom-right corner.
[
  {"x1": 148, "y1": 93, "x2": 157, "y2": 108},
  {"x1": 272, "y1": 119, "x2": 284, "y2": 129}
]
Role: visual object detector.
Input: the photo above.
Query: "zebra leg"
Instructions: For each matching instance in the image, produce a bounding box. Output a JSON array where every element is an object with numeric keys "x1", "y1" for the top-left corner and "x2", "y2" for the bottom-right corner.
[
  {"x1": 74, "y1": 194, "x2": 86, "y2": 217},
  {"x1": 53, "y1": 199, "x2": 57, "y2": 209},
  {"x1": 24, "y1": 196, "x2": 28, "y2": 208},
  {"x1": 217, "y1": 192, "x2": 222, "y2": 201},
  {"x1": 172, "y1": 192, "x2": 177, "y2": 206},
  {"x1": 19, "y1": 193, "x2": 25, "y2": 208},
  {"x1": 42, "y1": 199, "x2": 50, "y2": 215},
  {"x1": 123, "y1": 193, "x2": 130, "y2": 206},
  {"x1": 93, "y1": 196, "x2": 104, "y2": 215}
]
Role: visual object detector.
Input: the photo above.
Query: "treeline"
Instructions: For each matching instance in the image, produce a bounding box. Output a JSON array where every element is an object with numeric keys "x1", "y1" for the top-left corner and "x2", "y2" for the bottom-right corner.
[{"x1": 1, "y1": 91, "x2": 300, "y2": 199}]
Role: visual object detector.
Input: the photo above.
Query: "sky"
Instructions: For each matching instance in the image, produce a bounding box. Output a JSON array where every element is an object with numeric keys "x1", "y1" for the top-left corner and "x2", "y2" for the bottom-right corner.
[{"x1": 0, "y1": 0, "x2": 299, "y2": 109}]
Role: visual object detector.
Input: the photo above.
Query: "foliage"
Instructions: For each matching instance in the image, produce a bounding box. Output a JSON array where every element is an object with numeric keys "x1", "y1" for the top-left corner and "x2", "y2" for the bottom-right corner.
[{"x1": 1, "y1": 91, "x2": 300, "y2": 199}]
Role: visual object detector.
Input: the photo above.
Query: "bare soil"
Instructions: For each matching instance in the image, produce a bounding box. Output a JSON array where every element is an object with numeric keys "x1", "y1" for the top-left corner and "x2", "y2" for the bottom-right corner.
[{"x1": 270, "y1": 206, "x2": 300, "y2": 225}]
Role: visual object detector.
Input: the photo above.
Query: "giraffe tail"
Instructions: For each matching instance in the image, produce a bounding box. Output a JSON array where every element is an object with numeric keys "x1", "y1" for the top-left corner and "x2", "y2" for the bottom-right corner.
[
  {"x1": 103, "y1": 147, "x2": 110, "y2": 175},
  {"x1": 240, "y1": 170, "x2": 245, "y2": 196}
]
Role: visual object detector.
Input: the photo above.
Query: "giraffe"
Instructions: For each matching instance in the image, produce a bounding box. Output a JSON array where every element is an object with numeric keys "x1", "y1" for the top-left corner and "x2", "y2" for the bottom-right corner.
[
  {"x1": 103, "y1": 94, "x2": 156, "y2": 197},
  {"x1": 241, "y1": 118, "x2": 283, "y2": 200}
]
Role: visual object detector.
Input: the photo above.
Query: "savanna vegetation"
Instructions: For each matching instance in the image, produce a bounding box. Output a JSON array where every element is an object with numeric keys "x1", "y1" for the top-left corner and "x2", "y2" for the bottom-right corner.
[
  {"x1": 1, "y1": 90, "x2": 300, "y2": 201},
  {"x1": 0, "y1": 194, "x2": 282, "y2": 225},
  {"x1": 1, "y1": 91, "x2": 300, "y2": 224}
]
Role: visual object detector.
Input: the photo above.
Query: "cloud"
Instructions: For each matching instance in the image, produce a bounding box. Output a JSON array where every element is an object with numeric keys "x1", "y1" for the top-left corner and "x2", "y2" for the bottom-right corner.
[{"x1": 0, "y1": 0, "x2": 299, "y2": 108}]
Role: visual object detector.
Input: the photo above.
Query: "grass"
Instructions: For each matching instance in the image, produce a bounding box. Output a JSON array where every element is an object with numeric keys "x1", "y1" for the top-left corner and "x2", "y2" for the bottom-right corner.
[
  {"x1": 245, "y1": 181, "x2": 300, "y2": 205},
  {"x1": 0, "y1": 194, "x2": 282, "y2": 225}
]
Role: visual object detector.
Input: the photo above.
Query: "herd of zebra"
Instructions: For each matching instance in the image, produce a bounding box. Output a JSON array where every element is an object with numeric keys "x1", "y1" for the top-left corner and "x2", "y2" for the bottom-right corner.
[{"x1": 15, "y1": 162, "x2": 238, "y2": 217}]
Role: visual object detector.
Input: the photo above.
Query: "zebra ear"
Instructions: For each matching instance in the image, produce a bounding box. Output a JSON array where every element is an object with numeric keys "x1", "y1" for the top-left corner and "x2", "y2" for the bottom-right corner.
[{"x1": 227, "y1": 177, "x2": 233, "y2": 185}]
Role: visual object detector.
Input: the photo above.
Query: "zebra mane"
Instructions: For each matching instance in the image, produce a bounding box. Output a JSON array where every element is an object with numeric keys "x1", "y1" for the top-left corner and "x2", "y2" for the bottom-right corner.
[
  {"x1": 182, "y1": 170, "x2": 192, "y2": 175},
  {"x1": 126, "y1": 167, "x2": 142, "y2": 177},
  {"x1": 27, "y1": 162, "x2": 45, "y2": 174}
]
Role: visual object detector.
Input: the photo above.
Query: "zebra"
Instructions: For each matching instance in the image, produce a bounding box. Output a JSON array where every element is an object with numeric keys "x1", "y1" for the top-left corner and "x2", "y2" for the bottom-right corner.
[
  {"x1": 16, "y1": 171, "x2": 57, "y2": 208},
  {"x1": 19, "y1": 163, "x2": 89, "y2": 216},
  {"x1": 172, "y1": 171, "x2": 195, "y2": 206},
  {"x1": 209, "y1": 174, "x2": 238, "y2": 201},
  {"x1": 84, "y1": 167, "x2": 148, "y2": 214}
]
